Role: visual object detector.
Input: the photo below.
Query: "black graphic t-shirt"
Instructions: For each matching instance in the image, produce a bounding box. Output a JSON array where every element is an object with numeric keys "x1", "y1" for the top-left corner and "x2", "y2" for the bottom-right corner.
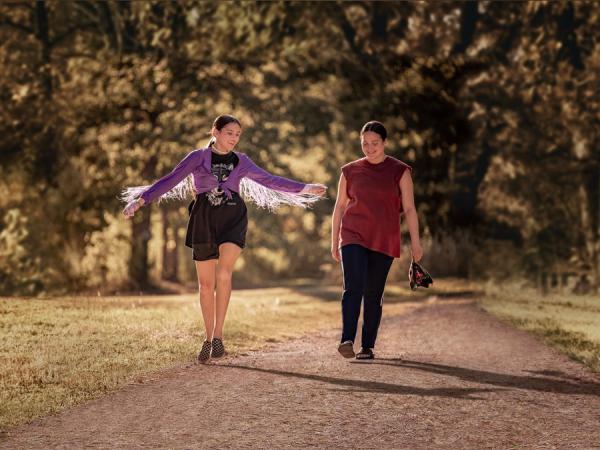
[{"x1": 207, "y1": 149, "x2": 239, "y2": 206}]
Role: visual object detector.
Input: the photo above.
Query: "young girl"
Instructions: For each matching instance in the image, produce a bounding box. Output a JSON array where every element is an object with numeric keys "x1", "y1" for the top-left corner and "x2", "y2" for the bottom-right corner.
[
  {"x1": 331, "y1": 121, "x2": 423, "y2": 360},
  {"x1": 122, "y1": 115, "x2": 326, "y2": 363}
]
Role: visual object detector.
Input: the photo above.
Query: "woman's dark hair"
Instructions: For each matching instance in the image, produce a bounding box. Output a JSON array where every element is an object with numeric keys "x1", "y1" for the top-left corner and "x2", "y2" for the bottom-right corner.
[
  {"x1": 360, "y1": 121, "x2": 387, "y2": 141},
  {"x1": 208, "y1": 114, "x2": 241, "y2": 146}
]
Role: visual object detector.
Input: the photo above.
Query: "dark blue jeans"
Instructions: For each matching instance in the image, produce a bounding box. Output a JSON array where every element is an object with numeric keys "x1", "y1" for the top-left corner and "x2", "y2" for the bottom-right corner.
[{"x1": 340, "y1": 244, "x2": 394, "y2": 349}]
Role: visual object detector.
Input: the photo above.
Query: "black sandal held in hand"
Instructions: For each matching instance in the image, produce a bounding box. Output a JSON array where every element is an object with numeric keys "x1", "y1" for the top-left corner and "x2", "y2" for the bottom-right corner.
[{"x1": 409, "y1": 258, "x2": 433, "y2": 291}]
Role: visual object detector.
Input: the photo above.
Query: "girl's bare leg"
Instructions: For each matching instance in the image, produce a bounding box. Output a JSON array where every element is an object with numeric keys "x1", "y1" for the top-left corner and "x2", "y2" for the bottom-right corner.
[
  {"x1": 214, "y1": 243, "x2": 242, "y2": 339},
  {"x1": 195, "y1": 259, "x2": 218, "y2": 340}
]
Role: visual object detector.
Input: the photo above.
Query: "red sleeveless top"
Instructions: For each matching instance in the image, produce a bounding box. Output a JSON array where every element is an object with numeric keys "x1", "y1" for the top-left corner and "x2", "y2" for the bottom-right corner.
[{"x1": 340, "y1": 156, "x2": 412, "y2": 258}]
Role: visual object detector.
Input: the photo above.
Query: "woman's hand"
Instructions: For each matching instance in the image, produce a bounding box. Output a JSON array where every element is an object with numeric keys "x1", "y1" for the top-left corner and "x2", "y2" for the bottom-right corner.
[
  {"x1": 331, "y1": 242, "x2": 341, "y2": 262},
  {"x1": 411, "y1": 242, "x2": 423, "y2": 262},
  {"x1": 302, "y1": 183, "x2": 327, "y2": 196},
  {"x1": 123, "y1": 198, "x2": 144, "y2": 219}
]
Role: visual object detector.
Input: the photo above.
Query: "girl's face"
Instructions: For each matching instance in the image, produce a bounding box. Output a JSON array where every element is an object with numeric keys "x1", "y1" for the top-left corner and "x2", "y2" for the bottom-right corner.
[
  {"x1": 213, "y1": 122, "x2": 242, "y2": 152},
  {"x1": 361, "y1": 131, "x2": 386, "y2": 161}
]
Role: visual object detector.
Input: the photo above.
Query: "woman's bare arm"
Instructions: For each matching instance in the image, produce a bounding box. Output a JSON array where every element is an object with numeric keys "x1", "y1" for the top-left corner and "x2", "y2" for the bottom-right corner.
[
  {"x1": 399, "y1": 170, "x2": 423, "y2": 261},
  {"x1": 331, "y1": 173, "x2": 349, "y2": 262}
]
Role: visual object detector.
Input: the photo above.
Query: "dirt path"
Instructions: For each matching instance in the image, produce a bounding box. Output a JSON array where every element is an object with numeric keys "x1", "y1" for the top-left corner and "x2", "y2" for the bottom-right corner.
[{"x1": 3, "y1": 299, "x2": 600, "y2": 449}]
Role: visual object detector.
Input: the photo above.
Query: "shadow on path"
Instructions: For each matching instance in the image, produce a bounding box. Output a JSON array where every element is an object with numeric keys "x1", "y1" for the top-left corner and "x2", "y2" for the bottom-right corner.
[
  {"x1": 218, "y1": 364, "x2": 502, "y2": 400},
  {"x1": 365, "y1": 359, "x2": 600, "y2": 396},
  {"x1": 291, "y1": 286, "x2": 482, "y2": 303}
]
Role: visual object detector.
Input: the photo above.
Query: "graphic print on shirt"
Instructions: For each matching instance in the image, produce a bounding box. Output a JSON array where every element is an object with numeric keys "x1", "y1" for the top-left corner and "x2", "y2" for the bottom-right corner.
[
  {"x1": 207, "y1": 163, "x2": 234, "y2": 206},
  {"x1": 207, "y1": 151, "x2": 239, "y2": 206}
]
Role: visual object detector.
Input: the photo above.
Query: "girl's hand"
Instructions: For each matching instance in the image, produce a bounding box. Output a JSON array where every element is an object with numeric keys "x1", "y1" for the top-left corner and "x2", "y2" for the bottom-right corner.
[
  {"x1": 411, "y1": 242, "x2": 423, "y2": 262},
  {"x1": 331, "y1": 243, "x2": 341, "y2": 262},
  {"x1": 123, "y1": 198, "x2": 144, "y2": 219},
  {"x1": 303, "y1": 183, "x2": 327, "y2": 196}
]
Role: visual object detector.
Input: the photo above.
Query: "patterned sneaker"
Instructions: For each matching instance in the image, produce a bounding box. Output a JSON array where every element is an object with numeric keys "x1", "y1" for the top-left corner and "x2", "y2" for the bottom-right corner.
[
  {"x1": 338, "y1": 340, "x2": 355, "y2": 358},
  {"x1": 211, "y1": 338, "x2": 226, "y2": 358},
  {"x1": 356, "y1": 348, "x2": 374, "y2": 360},
  {"x1": 197, "y1": 340, "x2": 212, "y2": 363}
]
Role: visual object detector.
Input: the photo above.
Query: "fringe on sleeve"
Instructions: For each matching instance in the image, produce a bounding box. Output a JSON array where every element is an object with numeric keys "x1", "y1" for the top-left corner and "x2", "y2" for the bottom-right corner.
[
  {"x1": 119, "y1": 176, "x2": 195, "y2": 205},
  {"x1": 239, "y1": 177, "x2": 321, "y2": 212}
]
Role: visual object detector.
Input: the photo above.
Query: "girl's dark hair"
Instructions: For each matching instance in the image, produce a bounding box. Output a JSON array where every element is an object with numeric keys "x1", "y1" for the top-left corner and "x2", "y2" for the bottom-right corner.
[
  {"x1": 213, "y1": 114, "x2": 241, "y2": 130},
  {"x1": 360, "y1": 121, "x2": 387, "y2": 141},
  {"x1": 208, "y1": 114, "x2": 241, "y2": 146}
]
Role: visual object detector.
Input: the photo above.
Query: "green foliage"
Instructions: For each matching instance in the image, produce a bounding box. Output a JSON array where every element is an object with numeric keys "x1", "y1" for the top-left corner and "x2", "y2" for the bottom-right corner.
[{"x1": 0, "y1": 1, "x2": 598, "y2": 293}]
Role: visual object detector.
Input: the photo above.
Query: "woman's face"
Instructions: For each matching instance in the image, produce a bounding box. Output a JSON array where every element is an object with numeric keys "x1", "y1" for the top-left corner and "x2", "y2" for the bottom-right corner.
[
  {"x1": 213, "y1": 122, "x2": 242, "y2": 152},
  {"x1": 361, "y1": 131, "x2": 386, "y2": 161}
]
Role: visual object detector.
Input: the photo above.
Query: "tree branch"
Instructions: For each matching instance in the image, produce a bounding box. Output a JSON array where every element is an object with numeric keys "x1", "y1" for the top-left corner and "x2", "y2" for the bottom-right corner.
[
  {"x1": 451, "y1": 1, "x2": 479, "y2": 56},
  {"x1": 557, "y1": 1, "x2": 584, "y2": 70}
]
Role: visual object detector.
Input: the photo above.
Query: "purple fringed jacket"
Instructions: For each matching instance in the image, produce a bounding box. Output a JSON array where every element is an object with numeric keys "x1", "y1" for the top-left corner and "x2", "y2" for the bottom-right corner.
[{"x1": 140, "y1": 147, "x2": 306, "y2": 204}]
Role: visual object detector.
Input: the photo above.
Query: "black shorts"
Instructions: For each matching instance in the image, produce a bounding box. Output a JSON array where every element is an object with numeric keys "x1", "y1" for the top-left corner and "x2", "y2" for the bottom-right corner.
[{"x1": 185, "y1": 192, "x2": 248, "y2": 261}]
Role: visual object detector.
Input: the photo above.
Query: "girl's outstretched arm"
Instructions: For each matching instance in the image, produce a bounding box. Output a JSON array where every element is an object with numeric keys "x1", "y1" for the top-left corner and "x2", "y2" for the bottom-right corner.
[
  {"x1": 121, "y1": 150, "x2": 200, "y2": 218},
  {"x1": 137, "y1": 151, "x2": 200, "y2": 204},
  {"x1": 243, "y1": 157, "x2": 308, "y2": 193},
  {"x1": 239, "y1": 155, "x2": 326, "y2": 210}
]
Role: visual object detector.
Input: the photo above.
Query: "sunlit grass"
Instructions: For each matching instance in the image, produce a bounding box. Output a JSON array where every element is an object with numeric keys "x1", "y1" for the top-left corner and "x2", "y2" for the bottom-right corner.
[
  {"x1": 480, "y1": 283, "x2": 600, "y2": 373},
  {"x1": 0, "y1": 283, "x2": 433, "y2": 431}
]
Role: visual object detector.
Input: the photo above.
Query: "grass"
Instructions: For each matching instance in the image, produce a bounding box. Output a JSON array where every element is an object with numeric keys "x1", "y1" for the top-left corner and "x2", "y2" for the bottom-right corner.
[
  {"x1": 480, "y1": 283, "x2": 600, "y2": 373},
  {"x1": 0, "y1": 281, "x2": 444, "y2": 432}
]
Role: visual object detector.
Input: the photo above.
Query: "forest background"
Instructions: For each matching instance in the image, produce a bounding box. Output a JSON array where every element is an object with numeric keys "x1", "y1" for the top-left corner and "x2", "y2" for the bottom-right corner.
[{"x1": 0, "y1": 0, "x2": 598, "y2": 296}]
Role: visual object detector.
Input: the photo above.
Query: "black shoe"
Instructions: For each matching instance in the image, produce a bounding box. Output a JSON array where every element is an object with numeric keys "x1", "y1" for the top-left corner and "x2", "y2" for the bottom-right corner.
[
  {"x1": 197, "y1": 340, "x2": 212, "y2": 363},
  {"x1": 338, "y1": 340, "x2": 355, "y2": 358},
  {"x1": 211, "y1": 338, "x2": 225, "y2": 358},
  {"x1": 356, "y1": 348, "x2": 374, "y2": 360}
]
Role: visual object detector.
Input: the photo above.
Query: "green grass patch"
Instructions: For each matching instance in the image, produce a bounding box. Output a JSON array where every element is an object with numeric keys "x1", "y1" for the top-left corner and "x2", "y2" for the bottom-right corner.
[{"x1": 480, "y1": 284, "x2": 600, "y2": 373}]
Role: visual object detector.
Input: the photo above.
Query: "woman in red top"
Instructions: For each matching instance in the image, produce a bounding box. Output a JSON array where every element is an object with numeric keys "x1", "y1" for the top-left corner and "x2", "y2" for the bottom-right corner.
[{"x1": 331, "y1": 121, "x2": 423, "y2": 359}]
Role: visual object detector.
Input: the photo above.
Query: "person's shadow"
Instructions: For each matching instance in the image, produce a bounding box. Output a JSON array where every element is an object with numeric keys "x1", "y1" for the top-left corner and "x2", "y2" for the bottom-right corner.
[
  {"x1": 217, "y1": 363, "x2": 502, "y2": 400},
  {"x1": 217, "y1": 359, "x2": 600, "y2": 399},
  {"x1": 360, "y1": 358, "x2": 600, "y2": 396}
]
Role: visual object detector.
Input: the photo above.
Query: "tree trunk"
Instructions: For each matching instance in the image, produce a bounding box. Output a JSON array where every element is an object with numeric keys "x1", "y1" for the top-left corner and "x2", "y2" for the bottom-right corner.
[
  {"x1": 596, "y1": 166, "x2": 600, "y2": 294},
  {"x1": 161, "y1": 206, "x2": 169, "y2": 280},
  {"x1": 171, "y1": 229, "x2": 179, "y2": 282},
  {"x1": 451, "y1": 1, "x2": 479, "y2": 56},
  {"x1": 98, "y1": 1, "x2": 120, "y2": 52},
  {"x1": 128, "y1": 155, "x2": 157, "y2": 288},
  {"x1": 161, "y1": 206, "x2": 179, "y2": 282},
  {"x1": 129, "y1": 207, "x2": 152, "y2": 288},
  {"x1": 582, "y1": 163, "x2": 599, "y2": 292},
  {"x1": 33, "y1": 1, "x2": 52, "y2": 98},
  {"x1": 450, "y1": 139, "x2": 495, "y2": 227}
]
